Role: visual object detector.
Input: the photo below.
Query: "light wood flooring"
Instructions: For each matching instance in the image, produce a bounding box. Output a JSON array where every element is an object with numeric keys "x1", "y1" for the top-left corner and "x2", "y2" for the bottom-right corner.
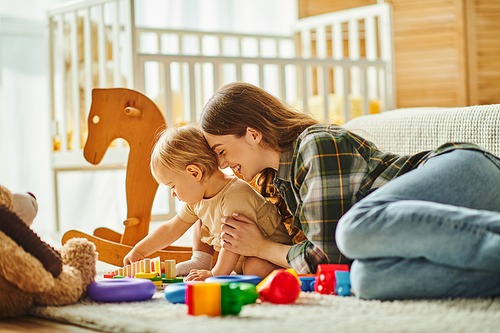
[{"x1": 0, "y1": 316, "x2": 102, "y2": 333}]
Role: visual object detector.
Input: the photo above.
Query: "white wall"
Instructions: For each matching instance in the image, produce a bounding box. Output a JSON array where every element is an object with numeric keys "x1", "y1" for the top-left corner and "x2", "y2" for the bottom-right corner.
[{"x1": 0, "y1": 0, "x2": 67, "y2": 245}]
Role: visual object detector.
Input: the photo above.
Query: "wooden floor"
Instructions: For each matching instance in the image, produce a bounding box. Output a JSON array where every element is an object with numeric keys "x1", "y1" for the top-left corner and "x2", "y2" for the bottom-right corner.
[{"x1": 0, "y1": 316, "x2": 102, "y2": 333}]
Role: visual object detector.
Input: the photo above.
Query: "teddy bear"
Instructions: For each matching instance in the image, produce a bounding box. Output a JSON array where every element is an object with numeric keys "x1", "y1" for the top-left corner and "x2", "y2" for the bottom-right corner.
[{"x1": 0, "y1": 183, "x2": 98, "y2": 318}]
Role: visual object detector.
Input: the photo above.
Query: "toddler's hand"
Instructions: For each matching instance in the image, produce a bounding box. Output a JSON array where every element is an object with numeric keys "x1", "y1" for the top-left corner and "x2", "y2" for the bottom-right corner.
[
  {"x1": 185, "y1": 269, "x2": 213, "y2": 281},
  {"x1": 123, "y1": 249, "x2": 144, "y2": 266}
]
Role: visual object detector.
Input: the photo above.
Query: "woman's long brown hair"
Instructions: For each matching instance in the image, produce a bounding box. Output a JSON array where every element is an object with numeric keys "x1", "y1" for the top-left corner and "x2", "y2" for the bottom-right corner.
[
  {"x1": 200, "y1": 82, "x2": 318, "y2": 151},
  {"x1": 200, "y1": 82, "x2": 314, "y2": 242}
]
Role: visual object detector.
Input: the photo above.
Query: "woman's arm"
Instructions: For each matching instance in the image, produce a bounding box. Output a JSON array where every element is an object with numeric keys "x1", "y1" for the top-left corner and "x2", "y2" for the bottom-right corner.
[
  {"x1": 220, "y1": 212, "x2": 292, "y2": 268},
  {"x1": 123, "y1": 215, "x2": 192, "y2": 265}
]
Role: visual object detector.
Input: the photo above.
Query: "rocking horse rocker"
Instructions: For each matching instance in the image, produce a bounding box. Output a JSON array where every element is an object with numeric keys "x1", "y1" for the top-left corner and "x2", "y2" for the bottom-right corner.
[{"x1": 62, "y1": 88, "x2": 192, "y2": 266}]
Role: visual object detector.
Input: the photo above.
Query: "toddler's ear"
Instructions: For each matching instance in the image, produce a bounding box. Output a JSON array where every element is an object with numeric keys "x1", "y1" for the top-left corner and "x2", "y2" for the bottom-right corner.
[
  {"x1": 186, "y1": 164, "x2": 203, "y2": 181},
  {"x1": 12, "y1": 192, "x2": 38, "y2": 227}
]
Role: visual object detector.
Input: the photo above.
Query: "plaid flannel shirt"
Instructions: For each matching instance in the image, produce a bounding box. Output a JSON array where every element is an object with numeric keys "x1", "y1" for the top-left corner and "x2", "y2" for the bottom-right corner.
[{"x1": 274, "y1": 124, "x2": 482, "y2": 274}]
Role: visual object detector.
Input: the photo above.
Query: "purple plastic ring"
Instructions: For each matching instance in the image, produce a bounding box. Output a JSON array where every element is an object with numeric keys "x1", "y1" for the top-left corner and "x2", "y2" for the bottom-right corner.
[
  {"x1": 87, "y1": 278, "x2": 156, "y2": 302},
  {"x1": 205, "y1": 275, "x2": 262, "y2": 285}
]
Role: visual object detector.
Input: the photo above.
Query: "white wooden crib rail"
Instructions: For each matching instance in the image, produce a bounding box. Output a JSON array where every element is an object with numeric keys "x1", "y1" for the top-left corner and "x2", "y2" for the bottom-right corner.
[
  {"x1": 47, "y1": 0, "x2": 393, "y2": 229},
  {"x1": 295, "y1": 3, "x2": 395, "y2": 121}
]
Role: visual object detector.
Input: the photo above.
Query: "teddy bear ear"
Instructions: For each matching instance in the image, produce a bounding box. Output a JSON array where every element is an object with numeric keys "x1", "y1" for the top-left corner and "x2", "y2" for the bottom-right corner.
[{"x1": 0, "y1": 206, "x2": 62, "y2": 277}]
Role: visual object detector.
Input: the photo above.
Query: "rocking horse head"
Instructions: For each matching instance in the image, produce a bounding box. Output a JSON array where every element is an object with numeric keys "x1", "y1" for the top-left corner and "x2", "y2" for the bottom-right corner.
[{"x1": 84, "y1": 88, "x2": 166, "y2": 165}]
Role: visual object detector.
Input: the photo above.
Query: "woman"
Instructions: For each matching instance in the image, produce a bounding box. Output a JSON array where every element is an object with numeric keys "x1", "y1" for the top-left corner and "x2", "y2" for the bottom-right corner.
[{"x1": 200, "y1": 82, "x2": 500, "y2": 300}]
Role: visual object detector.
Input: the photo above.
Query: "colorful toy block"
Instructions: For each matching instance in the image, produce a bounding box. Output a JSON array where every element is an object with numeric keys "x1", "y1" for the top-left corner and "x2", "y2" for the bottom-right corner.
[
  {"x1": 314, "y1": 264, "x2": 350, "y2": 295},
  {"x1": 164, "y1": 260, "x2": 176, "y2": 279},
  {"x1": 166, "y1": 282, "x2": 258, "y2": 308},
  {"x1": 150, "y1": 257, "x2": 161, "y2": 274},
  {"x1": 256, "y1": 269, "x2": 301, "y2": 304},
  {"x1": 334, "y1": 271, "x2": 351, "y2": 296},
  {"x1": 106, "y1": 258, "x2": 182, "y2": 288},
  {"x1": 298, "y1": 276, "x2": 316, "y2": 292},
  {"x1": 315, "y1": 271, "x2": 334, "y2": 294},
  {"x1": 186, "y1": 282, "x2": 257, "y2": 316}
]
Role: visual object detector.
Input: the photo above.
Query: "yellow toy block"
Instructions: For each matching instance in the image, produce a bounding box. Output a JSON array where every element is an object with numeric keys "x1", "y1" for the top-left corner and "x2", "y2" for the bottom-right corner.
[{"x1": 135, "y1": 272, "x2": 159, "y2": 279}]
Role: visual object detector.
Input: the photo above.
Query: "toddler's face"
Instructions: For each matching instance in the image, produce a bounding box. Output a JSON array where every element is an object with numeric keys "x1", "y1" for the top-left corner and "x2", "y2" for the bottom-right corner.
[{"x1": 155, "y1": 167, "x2": 204, "y2": 205}]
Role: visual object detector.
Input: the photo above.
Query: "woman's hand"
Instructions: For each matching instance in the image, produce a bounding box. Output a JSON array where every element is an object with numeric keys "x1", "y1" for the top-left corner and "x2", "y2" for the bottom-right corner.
[
  {"x1": 220, "y1": 212, "x2": 268, "y2": 257},
  {"x1": 185, "y1": 269, "x2": 213, "y2": 281}
]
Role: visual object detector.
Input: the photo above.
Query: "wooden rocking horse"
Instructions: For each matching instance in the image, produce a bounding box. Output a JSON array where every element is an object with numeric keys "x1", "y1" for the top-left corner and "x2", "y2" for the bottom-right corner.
[{"x1": 62, "y1": 88, "x2": 192, "y2": 266}]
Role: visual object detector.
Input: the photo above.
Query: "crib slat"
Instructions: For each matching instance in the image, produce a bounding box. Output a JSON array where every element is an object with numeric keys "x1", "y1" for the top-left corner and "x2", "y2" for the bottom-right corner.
[
  {"x1": 321, "y1": 66, "x2": 330, "y2": 122},
  {"x1": 300, "y1": 29, "x2": 313, "y2": 111},
  {"x1": 124, "y1": 0, "x2": 135, "y2": 88},
  {"x1": 343, "y1": 66, "x2": 350, "y2": 122},
  {"x1": 189, "y1": 62, "x2": 196, "y2": 123},
  {"x1": 332, "y1": 21, "x2": 344, "y2": 100},
  {"x1": 163, "y1": 61, "x2": 174, "y2": 125},
  {"x1": 379, "y1": 67, "x2": 387, "y2": 112},
  {"x1": 112, "y1": 1, "x2": 121, "y2": 87},
  {"x1": 83, "y1": 9, "x2": 93, "y2": 129},
  {"x1": 49, "y1": 16, "x2": 56, "y2": 122},
  {"x1": 300, "y1": 29, "x2": 311, "y2": 59},
  {"x1": 279, "y1": 64, "x2": 286, "y2": 101},
  {"x1": 316, "y1": 26, "x2": 327, "y2": 59},
  {"x1": 157, "y1": 32, "x2": 162, "y2": 54},
  {"x1": 316, "y1": 25, "x2": 328, "y2": 120},
  {"x1": 70, "y1": 11, "x2": 81, "y2": 151},
  {"x1": 236, "y1": 63, "x2": 242, "y2": 82},
  {"x1": 301, "y1": 65, "x2": 308, "y2": 115},
  {"x1": 259, "y1": 64, "x2": 264, "y2": 88},
  {"x1": 348, "y1": 19, "x2": 360, "y2": 100},
  {"x1": 361, "y1": 68, "x2": 369, "y2": 116},
  {"x1": 365, "y1": 15, "x2": 378, "y2": 115},
  {"x1": 56, "y1": 14, "x2": 68, "y2": 153},
  {"x1": 97, "y1": 4, "x2": 107, "y2": 87},
  {"x1": 379, "y1": 5, "x2": 394, "y2": 110}
]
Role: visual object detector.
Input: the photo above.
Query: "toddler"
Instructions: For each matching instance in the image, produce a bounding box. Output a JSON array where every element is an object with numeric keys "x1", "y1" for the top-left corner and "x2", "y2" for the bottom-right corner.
[{"x1": 123, "y1": 125, "x2": 293, "y2": 281}]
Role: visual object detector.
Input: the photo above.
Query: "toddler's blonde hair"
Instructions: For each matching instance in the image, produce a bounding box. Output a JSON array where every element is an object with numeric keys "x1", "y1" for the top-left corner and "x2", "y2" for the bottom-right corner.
[{"x1": 151, "y1": 125, "x2": 219, "y2": 182}]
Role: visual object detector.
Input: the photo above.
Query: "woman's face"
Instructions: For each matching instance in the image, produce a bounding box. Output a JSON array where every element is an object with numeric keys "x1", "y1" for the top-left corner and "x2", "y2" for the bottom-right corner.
[{"x1": 204, "y1": 129, "x2": 266, "y2": 181}]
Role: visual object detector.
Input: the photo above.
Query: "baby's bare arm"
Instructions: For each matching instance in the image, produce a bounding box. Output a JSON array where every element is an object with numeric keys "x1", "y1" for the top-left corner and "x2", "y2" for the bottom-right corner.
[{"x1": 123, "y1": 215, "x2": 191, "y2": 265}]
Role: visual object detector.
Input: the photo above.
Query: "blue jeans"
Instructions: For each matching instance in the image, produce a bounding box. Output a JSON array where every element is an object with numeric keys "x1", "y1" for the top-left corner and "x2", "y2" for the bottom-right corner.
[{"x1": 336, "y1": 149, "x2": 500, "y2": 300}]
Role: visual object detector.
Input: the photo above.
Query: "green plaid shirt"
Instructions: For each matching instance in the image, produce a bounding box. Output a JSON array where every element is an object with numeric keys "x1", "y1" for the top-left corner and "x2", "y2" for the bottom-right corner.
[{"x1": 274, "y1": 124, "x2": 482, "y2": 274}]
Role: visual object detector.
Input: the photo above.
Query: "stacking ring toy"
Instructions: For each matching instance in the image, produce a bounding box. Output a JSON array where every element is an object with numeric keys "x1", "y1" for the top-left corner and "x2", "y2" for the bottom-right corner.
[
  {"x1": 88, "y1": 278, "x2": 156, "y2": 302},
  {"x1": 205, "y1": 275, "x2": 262, "y2": 285},
  {"x1": 164, "y1": 283, "x2": 189, "y2": 304}
]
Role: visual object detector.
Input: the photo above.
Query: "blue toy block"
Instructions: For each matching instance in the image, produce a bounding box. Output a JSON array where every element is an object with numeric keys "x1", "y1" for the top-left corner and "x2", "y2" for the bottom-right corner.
[
  {"x1": 334, "y1": 271, "x2": 351, "y2": 296},
  {"x1": 298, "y1": 277, "x2": 316, "y2": 292}
]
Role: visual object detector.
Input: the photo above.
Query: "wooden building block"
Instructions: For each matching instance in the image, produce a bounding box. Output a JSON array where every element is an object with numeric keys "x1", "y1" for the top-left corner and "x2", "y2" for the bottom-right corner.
[{"x1": 164, "y1": 260, "x2": 176, "y2": 279}]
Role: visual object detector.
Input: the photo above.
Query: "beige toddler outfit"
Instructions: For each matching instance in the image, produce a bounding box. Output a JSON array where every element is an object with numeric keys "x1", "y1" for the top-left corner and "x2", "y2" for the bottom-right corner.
[{"x1": 177, "y1": 177, "x2": 293, "y2": 273}]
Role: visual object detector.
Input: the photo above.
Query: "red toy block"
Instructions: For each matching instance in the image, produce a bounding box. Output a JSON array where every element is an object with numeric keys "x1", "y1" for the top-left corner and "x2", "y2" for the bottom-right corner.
[
  {"x1": 314, "y1": 264, "x2": 349, "y2": 295},
  {"x1": 315, "y1": 272, "x2": 334, "y2": 294}
]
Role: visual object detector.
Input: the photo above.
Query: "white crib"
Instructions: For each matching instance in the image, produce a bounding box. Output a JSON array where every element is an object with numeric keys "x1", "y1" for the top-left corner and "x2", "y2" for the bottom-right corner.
[{"x1": 48, "y1": 0, "x2": 394, "y2": 230}]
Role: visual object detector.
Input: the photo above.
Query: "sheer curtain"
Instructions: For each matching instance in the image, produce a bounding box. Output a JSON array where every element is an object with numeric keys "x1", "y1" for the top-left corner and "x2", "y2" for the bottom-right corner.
[{"x1": 0, "y1": 0, "x2": 297, "y2": 248}]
